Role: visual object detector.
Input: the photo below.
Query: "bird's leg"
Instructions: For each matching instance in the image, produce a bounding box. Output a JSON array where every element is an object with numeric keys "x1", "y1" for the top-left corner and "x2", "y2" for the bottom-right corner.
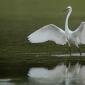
[
  {"x1": 67, "y1": 41, "x2": 71, "y2": 56},
  {"x1": 69, "y1": 46, "x2": 71, "y2": 56},
  {"x1": 77, "y1": 45, "x2": 82, "y2": 56},
  {"x1": 65, "y1": 44, "x2": 67, "y2": 54},
  {"x1": 78, "y1": 47, "x2": 82, "y2": 56}
]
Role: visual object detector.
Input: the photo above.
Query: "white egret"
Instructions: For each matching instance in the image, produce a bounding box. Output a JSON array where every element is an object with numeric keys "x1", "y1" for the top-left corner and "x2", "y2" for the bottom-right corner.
[{"x1": 27, "y1": 6, "x2": 85, "y2": 56}]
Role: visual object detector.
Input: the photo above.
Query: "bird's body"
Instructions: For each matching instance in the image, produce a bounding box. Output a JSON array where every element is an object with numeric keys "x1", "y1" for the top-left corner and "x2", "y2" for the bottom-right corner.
[
  {"x1": 28, "y1": 6, "x2": 85, "y2": 56},
  {"x1": 66, "y1": 29, "x2": 79, "y2": 47}
]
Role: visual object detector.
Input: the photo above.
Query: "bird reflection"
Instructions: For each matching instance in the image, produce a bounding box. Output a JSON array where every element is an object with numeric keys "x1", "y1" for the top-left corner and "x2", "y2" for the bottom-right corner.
[{"x1": 28, "y1": 63, "x2": 85, "y2": 85}]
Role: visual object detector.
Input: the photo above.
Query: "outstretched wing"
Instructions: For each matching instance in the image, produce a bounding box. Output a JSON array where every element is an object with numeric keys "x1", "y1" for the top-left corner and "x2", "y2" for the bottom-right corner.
[
  {"x1": 27, "y1": 24, "x2": 67, "y2": 45},
  {"x1": 73, "y1": 22, "x2": 85, "y2": 44}
]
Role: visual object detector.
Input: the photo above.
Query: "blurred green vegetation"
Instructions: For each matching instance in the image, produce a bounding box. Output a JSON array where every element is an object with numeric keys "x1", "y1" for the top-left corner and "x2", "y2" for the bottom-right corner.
[
  {"x1": 0, "y1": 0, "x2": 85, "y2": 56},
  {"x1": 0, "y1": 0, "x2": 85, "y2": 77}
]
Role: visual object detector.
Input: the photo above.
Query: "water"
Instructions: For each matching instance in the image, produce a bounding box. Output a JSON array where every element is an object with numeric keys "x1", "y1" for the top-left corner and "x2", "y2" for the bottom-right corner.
[
  {"x1": 0, "y1": 53, "x2": 85, "y2": 85},
  {"x1": 0, "y1": 78, "x2": 30, "y2": 85},
  {"x1": 1, "y1": 64, "x2": 85, "y2": 85},
  {"x1": 51, "y1": 53, "x2": 85, "y2": 57},
  {"x1": 28, "y1": 64, "x2": 85, "y2": 85}
]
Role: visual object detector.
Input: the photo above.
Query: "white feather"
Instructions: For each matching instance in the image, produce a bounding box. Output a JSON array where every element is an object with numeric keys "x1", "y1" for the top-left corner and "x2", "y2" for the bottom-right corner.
[
  {"x1": 79, "y1": 22, "x2": 85, "y2": 44},
  {"x1": 28, "y1": 24, "x2": 67, "y2": 45}
]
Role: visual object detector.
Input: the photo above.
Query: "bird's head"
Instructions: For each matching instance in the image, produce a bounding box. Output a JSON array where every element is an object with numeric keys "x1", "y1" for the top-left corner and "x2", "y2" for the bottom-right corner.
[{"x1": 66, "y1": 6, "x2": 72, "y2": 12}]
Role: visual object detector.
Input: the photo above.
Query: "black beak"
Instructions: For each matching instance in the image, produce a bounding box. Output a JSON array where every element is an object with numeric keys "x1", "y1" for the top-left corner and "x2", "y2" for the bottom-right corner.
[{"x1": 64, "y1": 8, "x2": 68, "y2": 12}]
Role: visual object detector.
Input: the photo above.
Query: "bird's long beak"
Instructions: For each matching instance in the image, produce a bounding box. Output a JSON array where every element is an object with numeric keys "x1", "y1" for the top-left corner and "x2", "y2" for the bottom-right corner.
[
  {"x1": 64, "y1": 8, "x2": 68, "y2": 12},
  {"x1": 64, "y1": 8, "x2": 67, "y2": 12}
]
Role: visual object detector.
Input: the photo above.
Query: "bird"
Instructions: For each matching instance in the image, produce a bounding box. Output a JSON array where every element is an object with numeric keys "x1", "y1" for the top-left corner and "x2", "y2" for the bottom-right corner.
[{"x1": 27, "y1": 6, "x2": 85, "y2": 56}]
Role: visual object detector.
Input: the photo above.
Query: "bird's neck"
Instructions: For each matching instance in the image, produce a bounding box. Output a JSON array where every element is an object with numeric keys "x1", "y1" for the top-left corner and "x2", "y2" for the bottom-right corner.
[{"x1": 65, "y1": 9, "x2": 72, "y2": 32}]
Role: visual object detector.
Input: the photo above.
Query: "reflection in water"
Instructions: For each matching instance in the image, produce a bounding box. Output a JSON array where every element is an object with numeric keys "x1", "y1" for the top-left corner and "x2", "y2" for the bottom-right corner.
[
  {"x1": 0, "y1": 78, "x2": 29, "y2": 85},
  {"x1": 1, "y1": 64, "x2": 85, "y2": 85},
  {"x1": 52, "y1": 53, "x2": 85, "y2": 57},
  {"x1": 80, "y1": 66, "x2": 85, "y2": 84},
  {"x1": 28, "y1": 64, "x2": 66, "y2": 85},
  {"x1": 0, "y1": 79, "x2": 15, "y2": 85},
  {"x1": 0, "y1": 82, "x2": 15, "y2": 85},
  {"x1": 28, "y1": 64, "x2": 85, "y2": 85}
]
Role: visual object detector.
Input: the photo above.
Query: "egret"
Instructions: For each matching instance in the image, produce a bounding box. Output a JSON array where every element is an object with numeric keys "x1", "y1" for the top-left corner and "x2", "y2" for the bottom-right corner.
[{"x1": 27, "y1": 6, "x2": 85, "y2": 56}]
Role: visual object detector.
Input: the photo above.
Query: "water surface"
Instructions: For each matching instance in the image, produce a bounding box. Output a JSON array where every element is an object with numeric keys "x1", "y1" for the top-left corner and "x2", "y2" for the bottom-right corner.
[{"x1": 1, "y1": 64, "x2": 85, "y2": 85}]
